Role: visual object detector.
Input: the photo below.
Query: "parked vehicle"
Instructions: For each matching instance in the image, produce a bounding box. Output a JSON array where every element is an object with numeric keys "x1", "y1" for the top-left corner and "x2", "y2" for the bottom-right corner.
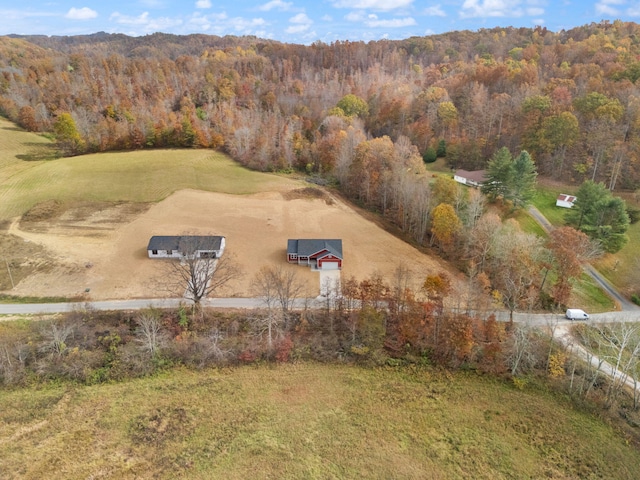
[{"x1": 566, "y1": 308, "x2": 589, "y2": 320}]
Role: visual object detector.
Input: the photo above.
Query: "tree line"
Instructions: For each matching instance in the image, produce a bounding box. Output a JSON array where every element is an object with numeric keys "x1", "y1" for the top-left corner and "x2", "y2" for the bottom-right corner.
[{"x1": 3, "y1": 21, "x2": 640, "y2": 190}]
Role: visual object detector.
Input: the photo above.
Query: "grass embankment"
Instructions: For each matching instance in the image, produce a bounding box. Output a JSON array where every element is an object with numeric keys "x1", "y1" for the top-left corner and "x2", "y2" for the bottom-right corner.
[
  {"x1": 0, "y1": 116, "x2": 296, "y2": 221},
  {"x1": 1, "y1": 363, "x2": 639, "y2": 479}
]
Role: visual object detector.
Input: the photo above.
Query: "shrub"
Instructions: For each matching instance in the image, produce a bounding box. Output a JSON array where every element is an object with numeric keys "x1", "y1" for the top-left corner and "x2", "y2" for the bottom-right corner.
[{"x1": 422, "y1": 147, "x2": 437, "y2": 163}]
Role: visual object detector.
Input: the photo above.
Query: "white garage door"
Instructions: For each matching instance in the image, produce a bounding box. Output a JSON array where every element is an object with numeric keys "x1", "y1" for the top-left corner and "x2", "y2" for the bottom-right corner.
[{"x1": 321, "y1": 261, "x2": 340, "y2": 270}]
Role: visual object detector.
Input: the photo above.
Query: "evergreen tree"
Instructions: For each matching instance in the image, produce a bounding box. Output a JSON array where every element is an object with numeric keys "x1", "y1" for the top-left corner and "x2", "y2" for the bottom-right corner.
[
  {"x1": 481, "y1": 147, "x2": 513, "y2": 201},
  {"x1": 423, "y1": 146, "x2": 437, "y2": 163},
  {"x1": 508, "y1": 150, "x2": 538, "y2": 209},
  {"x1": 566, "y1": 180, "x2": 630, "y2": 253},
  {"x1": 482, "y1": 148, "x2": 537, "y2": 210},
  {"x1": 436, "y1": 139, "x2": 446, "y2": 157}
]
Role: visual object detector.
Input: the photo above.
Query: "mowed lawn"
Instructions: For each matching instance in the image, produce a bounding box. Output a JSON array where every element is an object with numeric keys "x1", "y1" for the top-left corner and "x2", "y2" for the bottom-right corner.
[
  {"x1": 0, "y1": 117, "x2": 296, "y2": 221},
  {"x1": 1, "y1": 363, "x2": 639, "y2": 479}
]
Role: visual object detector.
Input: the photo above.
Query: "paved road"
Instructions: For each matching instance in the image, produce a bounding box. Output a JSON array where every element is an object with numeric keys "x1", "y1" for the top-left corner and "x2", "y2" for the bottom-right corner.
[
  {"x1": 0, "y1": 296, "x2": 323, "y2": 316},
  {"x1": 527, "y1": 206, "x2": 639, "y2": 312}
]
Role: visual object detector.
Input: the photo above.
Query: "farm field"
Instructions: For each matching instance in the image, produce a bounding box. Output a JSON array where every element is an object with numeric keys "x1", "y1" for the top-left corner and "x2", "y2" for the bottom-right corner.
[
  {"x1": 0, "y1": 118, "x2": 454, "y2": 299},
  {"x1": 1, "y1": 363, "x2": 639, "y2": 479}
]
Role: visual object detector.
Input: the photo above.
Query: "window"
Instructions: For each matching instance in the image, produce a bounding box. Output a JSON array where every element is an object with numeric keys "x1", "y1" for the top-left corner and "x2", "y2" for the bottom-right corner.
[
  {"x1": 152, "y1": 249, "x2": 158, "y2": 255},
  {"x1": 167, "y1": 250, "x2": 173, "y2": 255}
]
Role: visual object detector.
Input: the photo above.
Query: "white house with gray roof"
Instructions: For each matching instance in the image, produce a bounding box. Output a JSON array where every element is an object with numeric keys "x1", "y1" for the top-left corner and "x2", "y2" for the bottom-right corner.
[{"x1": 147, "y1": 235, "x2": 225, "y2": 259}]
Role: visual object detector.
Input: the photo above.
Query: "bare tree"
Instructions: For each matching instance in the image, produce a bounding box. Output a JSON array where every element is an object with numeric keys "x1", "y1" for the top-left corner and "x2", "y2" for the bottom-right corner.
[
  {"x1": 39, "y1": 321, "x2": 75, "y2": 357},
  {"x1": 134, "y1": 312, "x2": 168, "y2": 357},
  {"x1": 162, "y1": 236, "x2": 243, "y2": 305},
  {"x1": 506, "y1": 324, "x2": 539, "y2": 376},
  {"x1": 590, "y1": 321, "x2": 640, "y2": 407},
  {"x1": 251, "y1": 264, "x2": 307, "y2": 324}
]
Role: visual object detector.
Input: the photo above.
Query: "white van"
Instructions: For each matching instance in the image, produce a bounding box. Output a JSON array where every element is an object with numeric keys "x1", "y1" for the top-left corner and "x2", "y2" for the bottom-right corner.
[{"x1": 566, "y1": 308, "x2": 589, "y2": 320}]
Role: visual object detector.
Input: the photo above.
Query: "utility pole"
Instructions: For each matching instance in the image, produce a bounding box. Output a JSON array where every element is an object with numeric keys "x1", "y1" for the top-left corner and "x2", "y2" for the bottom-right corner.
[{"x1": 5, "y1": 258, "x2": 14, "y2": 289}]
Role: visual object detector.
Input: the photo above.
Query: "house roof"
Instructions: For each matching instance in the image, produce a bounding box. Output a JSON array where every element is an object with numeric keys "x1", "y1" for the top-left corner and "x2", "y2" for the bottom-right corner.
[
  {"x1": 147, "y1": 235, "x2": 224, "y2": 251},
  {"x1": 287, "y1": 239, "x2": 343, "y2": 259},
  {"x1": 454, "y1": 169, "x2": 487, "y2": 184},
  {"x1": 557, "y1": 194, "x2": 576, "y2": 203}
]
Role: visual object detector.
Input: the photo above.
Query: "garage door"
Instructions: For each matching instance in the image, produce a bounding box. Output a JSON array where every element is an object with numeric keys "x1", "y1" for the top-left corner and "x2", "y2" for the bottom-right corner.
[{"x1": 320, "y1": 260, "x2": 340, "y2": 270}]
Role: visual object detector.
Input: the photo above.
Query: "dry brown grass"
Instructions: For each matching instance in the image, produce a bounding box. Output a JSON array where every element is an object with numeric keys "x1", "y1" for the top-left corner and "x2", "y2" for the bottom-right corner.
[{"x1": 1, "y1": 364, "x2": 640, "y2": 479}]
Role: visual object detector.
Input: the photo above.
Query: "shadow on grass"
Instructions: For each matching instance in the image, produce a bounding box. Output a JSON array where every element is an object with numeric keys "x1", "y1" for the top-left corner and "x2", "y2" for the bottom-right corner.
[{"x1": 15, "y1": 143, "x2": 58, "y2": 161}]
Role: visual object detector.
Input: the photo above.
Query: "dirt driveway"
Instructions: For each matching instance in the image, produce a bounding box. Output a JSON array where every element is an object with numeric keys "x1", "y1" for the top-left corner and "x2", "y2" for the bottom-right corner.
[{"x1": 2, "y1": 188, "x2": 456, "y2": 300}]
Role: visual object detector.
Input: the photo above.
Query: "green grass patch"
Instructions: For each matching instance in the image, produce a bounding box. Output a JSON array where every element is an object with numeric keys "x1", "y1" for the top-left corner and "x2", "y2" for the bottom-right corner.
[
  {"x1": 0, "y1": 116, "x2": 299, "y2": 221},
  {"x1": 1, "y1": 363, "x2": 639, "y2": 479},
  {"x1": 570, "y1": 273, "x2": 617, "y2": 313},
  {"x1": 512, "y1": 209, "x2": 547, "y2": 236},
  {"x1": 531, "y1": 184, "x2": 570, "y2": 227},
  {"x1": 593, "y1": 219, "x2": 640, "y2": 294},
  {"x1": 423, "y1": 156, "x2": 452, "y2": 174}
]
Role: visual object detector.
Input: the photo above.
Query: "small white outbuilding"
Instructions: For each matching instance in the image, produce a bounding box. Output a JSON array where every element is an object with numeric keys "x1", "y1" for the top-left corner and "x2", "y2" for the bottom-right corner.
[{"x1": 556, "y1": 194, "x2": 576, "y2": 208}]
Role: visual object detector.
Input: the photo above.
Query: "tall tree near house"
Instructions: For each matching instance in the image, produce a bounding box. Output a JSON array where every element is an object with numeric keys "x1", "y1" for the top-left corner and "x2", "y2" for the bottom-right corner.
[
  {"x1": 482, "y1": 147, "x2": 538, "y2": 210},
  {"x1": 566, "y1": 180, "x2": 630, "y2": 253},
  {"x1": 481, "y1": 147, "x2": 513, "y2": 201},
  {"x1": 162, "y1": 237, "x2": 242, "y2": 307},
  {"x1": 507, "y1": 150, "x2": 537, "y2": 209}
]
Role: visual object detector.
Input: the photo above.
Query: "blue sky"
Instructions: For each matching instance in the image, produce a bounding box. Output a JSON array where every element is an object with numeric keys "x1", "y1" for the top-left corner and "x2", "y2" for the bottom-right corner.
[{"x1": 1, "y1": 1, "x2": 638, "y2": 44}]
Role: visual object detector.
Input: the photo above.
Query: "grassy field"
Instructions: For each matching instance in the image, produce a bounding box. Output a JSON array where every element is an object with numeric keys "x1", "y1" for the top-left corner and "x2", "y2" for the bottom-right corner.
[
  {"x1": 0, "y1": 117, "x2": 295, "y2": 221},
  {"x1": 1, "y1": 363, "x2": 639, "y2": 479},
  {"x1": 530, "y1": 182, "x2": 571, "y2": 227}
]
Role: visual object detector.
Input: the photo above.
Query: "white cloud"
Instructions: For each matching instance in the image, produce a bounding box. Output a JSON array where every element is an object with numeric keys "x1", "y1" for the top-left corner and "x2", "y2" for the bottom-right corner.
[
  {"x1": 285, "y1": 12, "x2": 312, "y2": 33},
  {"x1": 109, "y1": 11, "x2": 183, "y2": 32},
  {"x1": 425, "y1": 5, "x2": 446, "y2": 17},
  {"x1": 65, "y1": 7, "x2": 98, "y2": 20},
  {"x1": 460, "y1": 0, "x2": 524, "y2": 19},
  {"x1": 527, "y1": 7, "x2": 544, "y2": 16},
  {"x1": 332, "y1": 0, "x2": 413, "y2": 11},
  {"x1": 345, "y1": 11, "x2": 365, "y2": 22},
  {"x1": 290, "y1": 13, "x2": 312, "y2": 24},
  {"x1": 321, "y1": 14, "x2": 333, "y2": 21},
  {"x1": 258, "y1": 0, "x2": 293, "y2": 11},
  {"x1": 286, "y1": 24, "x2": 310, "y2": 33},
  {"x1": 596, "y1": 0, "x2": 624, "y2": 16},
  {"x1": 139, "y1": 0, "x2": 167, "y2": 7},
  {"x1": 196, "y1": 0, "x2": 212, "y2": 8},
  {"x1": 366, "y1": 16, "x2": 416, "y2": 27}
]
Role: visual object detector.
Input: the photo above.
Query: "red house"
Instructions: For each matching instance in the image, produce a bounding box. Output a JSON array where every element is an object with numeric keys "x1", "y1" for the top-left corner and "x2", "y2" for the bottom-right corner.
[{"x1": 287, "y1": 239, "x2": 343, "y2": 270}]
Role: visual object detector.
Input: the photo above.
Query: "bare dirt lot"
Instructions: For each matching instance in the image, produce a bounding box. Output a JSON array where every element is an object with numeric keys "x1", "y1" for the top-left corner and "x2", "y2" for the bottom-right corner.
[{"x1": 1, "y1": 187, "x2": 455, "y2": 300}]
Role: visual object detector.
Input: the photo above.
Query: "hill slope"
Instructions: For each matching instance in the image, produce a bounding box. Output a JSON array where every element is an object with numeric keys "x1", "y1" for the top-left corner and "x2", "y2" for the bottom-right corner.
[{"x1": 1, "y1": 364, "x2": 639, "y2": 479}]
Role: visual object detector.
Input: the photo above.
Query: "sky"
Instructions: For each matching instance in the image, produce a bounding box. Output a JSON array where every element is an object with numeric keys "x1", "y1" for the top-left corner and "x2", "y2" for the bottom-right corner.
[{"x1": 1, "y1": 1, "x2": 639, "y2": 44}]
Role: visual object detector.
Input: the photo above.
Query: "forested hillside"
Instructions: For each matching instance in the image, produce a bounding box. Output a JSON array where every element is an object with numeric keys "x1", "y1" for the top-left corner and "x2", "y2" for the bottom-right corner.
[{"x1": 3, "y1": 21, "x2": 640, "y2": 190}]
